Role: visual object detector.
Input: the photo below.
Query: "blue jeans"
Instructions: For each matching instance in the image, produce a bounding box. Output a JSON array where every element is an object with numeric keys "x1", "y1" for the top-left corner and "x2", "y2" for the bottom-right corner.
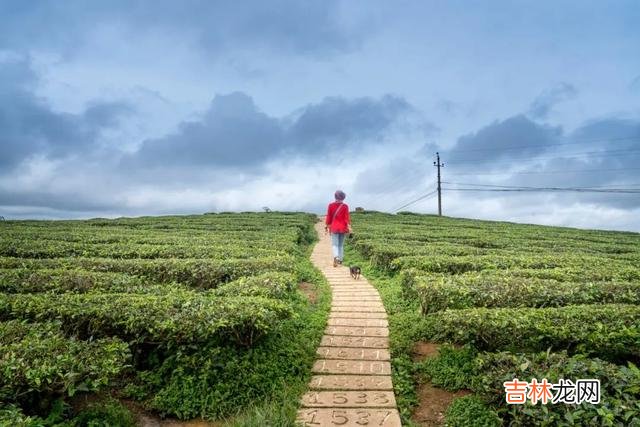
[{"x1": 331, "y1": 233, "x2": 346, "y2": 261}]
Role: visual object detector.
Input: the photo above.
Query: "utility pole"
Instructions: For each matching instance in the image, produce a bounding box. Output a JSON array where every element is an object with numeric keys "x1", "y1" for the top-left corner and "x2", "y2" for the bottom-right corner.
[{"x1": 433, "y1": 152, "x2": 444, "y2": 216}]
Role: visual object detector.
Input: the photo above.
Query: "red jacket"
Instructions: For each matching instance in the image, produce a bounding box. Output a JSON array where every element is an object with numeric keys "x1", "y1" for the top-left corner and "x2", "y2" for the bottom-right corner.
[{"x1": 326, "y1": 202, "x2": 350, "y2": 233}]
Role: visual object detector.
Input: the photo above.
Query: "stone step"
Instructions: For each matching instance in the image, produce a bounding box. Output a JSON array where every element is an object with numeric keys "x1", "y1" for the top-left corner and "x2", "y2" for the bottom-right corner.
[
  {"x1": 331, "y1": 306, "x2": 387, "y2": 313},
  {"x1": 332, "y1": 301, "x2": 384, "y2": 306},
  {"x1": 332, "y1": 294, "x2": 380, "y2": 298},
  {"x1": 309, "y1": 375, "x2": 393, "y2": 390},
  {"x1": 327, "y1": 318, "x2": 388, "y2": 327},
  {"x1": 328, "y1": 312, "x2": 388, "y2": 319},
  {"x1": 325, "y1": 326, "x2": 389, "y2": 337},
  {"x1": 330, "y1": 282, "x2": 372, "y2": 286},
  {"x1": 300, "y1": 391, "x2": 396, "y2": 408},
  {"x1": 332, "y1": 299, "x2": 382, "y2": 303},
  {"x1": 317, "y1": 347, "x2": 390, "y2": 361},
  {"x1": 333, "y1": 282, "x2": 369, "y2": 286},
  {"x1": 313, "y1": 360, "x2": 391, "y2": 375},
  {"x1": 328, "y1": 281, "x2": 368, "y2": 284},
  {"x1": 322, "y1": 272, "x2": 356, "y2": 275},
  {"x1": 320, "y1": 335, "x2": 389, "y2": 349},
  {"x1": 332, "y1": 292, "x2": 378, "y2": 296},
  {"x1": 296, "y1": 408, "x2": 401, "y2": 427},
  {"x1": 331, "y1": 295, "x2": 379, "y2": 299},
  {"x1": 329, "y1": 280, "x2": 371, "y2": 283},
  {"x1": 332, "y1": 303, "x2": 385, "y2": 309}
]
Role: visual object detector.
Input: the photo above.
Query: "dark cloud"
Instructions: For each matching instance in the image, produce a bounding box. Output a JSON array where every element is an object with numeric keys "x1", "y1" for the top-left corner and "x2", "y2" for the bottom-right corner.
[
  {"x1": 528, "y1": 83, "x2": 578, "y2": 119},
  {"x1": 1, "y1": 63, "x2": 417, "y2": 216},
  {"x1": 288, "y1": 95, "x2": 412, "y2": 153},
  {"x1": 454, "y1": 117, "x2": 640, "y2": 209},
  {"x1": 570, "y1": 117, "x2": 640, "y2": 145},
  {"x1": 630, "y1": 75, "x2": 640, "y2": 92},
  {"x1": 127, "y1": 92, "x2": 413, "y2": 169},
  {"x1": 129, "y1": 92, "x2": 284, "y2": 168},
  {"x1": 0, "y1": 188, "x2": 121, "y2": 213},
  {"x1": 446, "y1": 114, "x2": 562, "y2": 167},
  {"x1": 193, "y1": 1, "x2": 359, "y2": 56},
  {"x1": 0, "y1": 58, "x2": 130, "y2": 171},
  {"x1": 83, "y1": 101, "x2": 132, "y2": 129},
  {"x1": 539, "y1": 118, "x2": 640, "y2": 208},
  {"x1": 0, "y1": 0, "x2": 360, "y2": 57}
]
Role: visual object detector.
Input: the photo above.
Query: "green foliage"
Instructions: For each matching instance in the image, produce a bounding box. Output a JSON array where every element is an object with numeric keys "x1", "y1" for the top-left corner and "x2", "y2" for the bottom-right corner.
[
  {"x1": 391, "y1": 356, "x2": 418, "y2": 421},
  {"x1": 0, "y1": 269, "x2": 175, "y2": 294},
  {"x1": 0, "y1": 212, "x2": 325, "y2": 424},
  {"x1": 398, "y1": 268, "x2": 420, "y2": 300},
  {"x1": 445, "y1": 395, "x2": 501, "y2": 427},
  {"x1": 0, "y1": 320, "x2": 129, "y2": 409},
  {"x1": 0, "y1": 256, "x2": 297, "y2": 289},
  {"x1": 392, "y1": 253, "x2": 639, "y2": 280},
  {"x1": 414, "y1": 271, "x2": 640, "y2": 314},
  {"x1": 72, "y1": 398, "x2": 135, "y2": 427},
  {"x1": 224, "y1": 387, "x2": 309, "y2": 427},
  {"x1": 147, "y1": 335, "x2": 311, "y2": 420},
  {"x1": 140, "y1": 265, "x2": 331, "y2": 420},
  {"x1": 416, "y1": 345, "x2": 476, "y2": 391},
  {"x1": 472, "y1": 351, "x2": 640, "y2": 426},
  {"x1": 386, "y1": 311, "x2": 423, "y2": 357},
  {"x1": 0, "y1": 404, "x2": 42, "y2": 427},
  {"x1": 214, "y1": 272, "x2": 297, "y2": 300},
  {"x1": 0, "y1": 238, "x2": 291, "y2": 260},
  {"x1": 0, "y1": 289, "x2": 294, "y2": 348},
  {"x1": 418, "y1": 304, "x2": 640, "y2": 361},
  {"x1": 348, "y1": 211, "x2": 640, "y2": 426}
]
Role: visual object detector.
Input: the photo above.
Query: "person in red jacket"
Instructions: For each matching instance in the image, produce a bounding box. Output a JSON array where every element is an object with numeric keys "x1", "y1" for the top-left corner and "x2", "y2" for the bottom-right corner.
[{"x1": 325, "y1": 190, "x2": 351, "y2": 267}]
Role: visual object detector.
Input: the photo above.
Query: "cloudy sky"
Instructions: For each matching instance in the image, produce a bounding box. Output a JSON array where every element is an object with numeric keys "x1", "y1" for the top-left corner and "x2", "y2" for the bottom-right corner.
[{"x1": 1, "y1": 1, "x2": 639, "y2": 231}]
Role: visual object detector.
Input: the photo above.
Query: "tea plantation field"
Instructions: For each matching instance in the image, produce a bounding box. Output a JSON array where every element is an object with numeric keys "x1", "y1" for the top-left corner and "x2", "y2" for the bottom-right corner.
[
  {"x1": 347, "y1": 212, "x2": 640, "y2": 426},
  {"x1": 0, "y1": 213, "x2": 330, "y2": 426}
]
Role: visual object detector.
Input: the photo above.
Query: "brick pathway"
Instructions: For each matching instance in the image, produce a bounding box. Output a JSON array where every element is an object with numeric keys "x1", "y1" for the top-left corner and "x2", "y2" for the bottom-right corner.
[{"x1": 296, "y1": 222, "x2": 401, "y2": 426}]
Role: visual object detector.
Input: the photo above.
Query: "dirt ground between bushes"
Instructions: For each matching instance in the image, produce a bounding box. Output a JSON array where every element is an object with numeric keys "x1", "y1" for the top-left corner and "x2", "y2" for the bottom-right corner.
[
  {"x1": 299, "y1": 281, "x2": 318, "y2": 304},
  {"x1": 412, "y1": 341, "x2": 441, "y2": 361},
  {"x1": 70, "y1": 396, "x2": 224, "y2": 427},
  {"x1": 124, "y1": 401, "x2": 224, "y2": 427},
  {"x1": 412, "y1": 383, "x2": 471, "y2": 426},
  {"x1": 411, "y1": 342, "x2": 471, "y2": 426}
]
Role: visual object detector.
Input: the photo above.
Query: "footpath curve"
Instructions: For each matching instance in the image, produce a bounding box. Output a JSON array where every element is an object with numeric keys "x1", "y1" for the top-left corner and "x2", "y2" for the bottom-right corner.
[{"x1": 296, "y1": 221, "x2": 401, "y2": 426}]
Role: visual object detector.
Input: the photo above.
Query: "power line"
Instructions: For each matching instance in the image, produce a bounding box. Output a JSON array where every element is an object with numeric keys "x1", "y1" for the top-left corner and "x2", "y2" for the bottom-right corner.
[
  {"x1": 389, "y1": 185, "x2": 437, "y2": 213},
  {"x1": 446, "y1": 148, "x2": 640, "y2": 164},
  {"x1": 447, "y1": 167, "x2": 640, "y2": 176},
  {"x1": 443, "y1": 181, "x2": 640, "y2": 190},
  {"x1": 444, "y1": 135, "x2": 640, "y2": 154},
  {"x1": 393, "y1": 190, "x2": 438, "y2": 213},
  {"x1": 390, "y1": 152, "x2": 443, "y2": 214},
  {"x1": 444, "y1": 187, "x2": 640, "y2": 194},
  {"x1": 361, "y1": 170, "x2": 430, "y2": 209},
  {"x1": 394, "y1": 191, "x2": 438, "y2": 212},
  {"x1": 368, "y1": 147, "x2": 640, "y2": 215}
]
